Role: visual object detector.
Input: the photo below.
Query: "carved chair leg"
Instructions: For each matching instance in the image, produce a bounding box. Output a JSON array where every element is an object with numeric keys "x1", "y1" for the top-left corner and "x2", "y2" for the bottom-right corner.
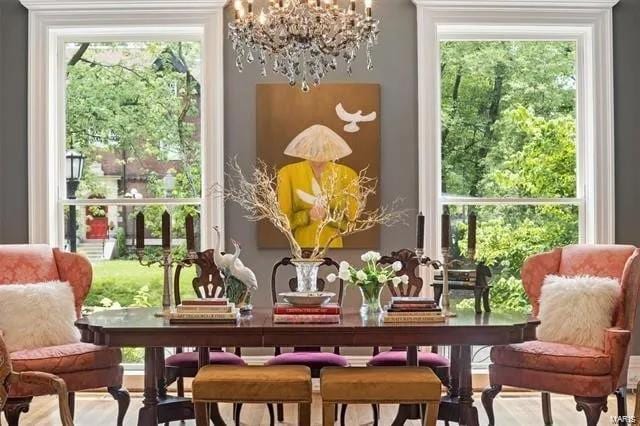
[
  {"x1": 176, "y1": 376, "x2": 185, "y2": 398},
  {"x1": 266, "y1": 403, "x2": 275, "y2": 426},
  {"x1": 107, "y1": 385, "x2": 130, "y2": 426},
  {"x1": 614, "y1": 387, "x2": 627, "y2": 425},
  {"x1": 575, "y1": 396, "x2": 607, "y2": 426},
  {"x1": 68, "y1": 392, "x2": 75, "y2": 419},
  {"x1": 340, "y1": 403, "x2": 347, "y2": 425},
  {"x1": 372, "y1": 403, "x2": 379, "y2": 426},
  {"x1": 3, "y1": 397, "x2": 32, "y2": 426},
  {"x1": 542, "y1": 392, "x2": 553, "y2": 425},
  {"x1": 276, "y1": 402, "x2": 284, "y2": 421},
  {"x1": 233, "y1": 403, "x2": 242, "y2": 423},
  {"x1": 481, "y1": 384, "x2": 502, "y2": 426}
]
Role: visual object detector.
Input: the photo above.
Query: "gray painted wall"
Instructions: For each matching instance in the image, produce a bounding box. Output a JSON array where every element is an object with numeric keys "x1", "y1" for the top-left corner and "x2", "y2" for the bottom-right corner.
[
  {"x1": 0, "y1": 0, "x2": 28, "y2": 244},
  {"x1": 1, "y1": 0, "x2": 639, "y2": 349}
]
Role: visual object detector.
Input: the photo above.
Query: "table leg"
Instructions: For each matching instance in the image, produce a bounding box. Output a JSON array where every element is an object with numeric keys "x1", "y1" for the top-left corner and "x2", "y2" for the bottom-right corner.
[
  {"x1": 155, "y1": 348, "x2": 167, "y2": 399},
  {"x1": 458, "y1": 345, "x2": 479, "y2": 426},
  {"x1": 138, "y1": 347, "x2": 159, "y2": 426},
  {"x1": 391, "y1": 346, "x2": 420, "y2": 426},
  {"x1": 448, "y1": 346, "x2": 460, "y2": 398},
  {"x1": 198, "y1": 347, "x2": 226, "y2": 426}
]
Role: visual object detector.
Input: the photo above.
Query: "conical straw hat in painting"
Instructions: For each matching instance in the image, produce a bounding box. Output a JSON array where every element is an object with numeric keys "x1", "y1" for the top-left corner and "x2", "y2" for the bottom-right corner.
[{"x1": 284, "y1": 124, "x2": 352, "y2": 162}]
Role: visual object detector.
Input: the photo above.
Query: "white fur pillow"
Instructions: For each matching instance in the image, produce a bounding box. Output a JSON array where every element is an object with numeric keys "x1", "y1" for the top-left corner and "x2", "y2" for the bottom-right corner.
[
  {"x1": 0, "y1": 281, "x2": 81, "y2": 352},
  {"x1": 536, "y1": 275, "x2": 620, "y2": 350}
]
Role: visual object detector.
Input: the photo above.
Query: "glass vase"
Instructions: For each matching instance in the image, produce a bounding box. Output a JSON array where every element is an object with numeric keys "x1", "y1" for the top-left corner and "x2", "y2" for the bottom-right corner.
[
  {"x1": 359, "y1": 283, "x2": 384, "y2": 316},
  {"x1": 291, "y1": 258, "x2": 324, "y2": 292}
]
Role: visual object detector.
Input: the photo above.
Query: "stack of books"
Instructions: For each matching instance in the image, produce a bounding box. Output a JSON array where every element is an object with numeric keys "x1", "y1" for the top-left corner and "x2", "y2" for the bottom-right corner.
[
  {"x1": 383, "y1": 297, "x2": 445, "y2": 323},
  {"x1": 273, "y1": 303, "x2": 341, "y2": 324},
  {"x1": 168, "y1": 298, "x2": 239, "y2": 324}
]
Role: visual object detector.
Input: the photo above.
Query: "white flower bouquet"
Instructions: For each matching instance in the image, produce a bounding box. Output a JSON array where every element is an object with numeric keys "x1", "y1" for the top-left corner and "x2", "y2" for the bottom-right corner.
[{"x1": 327, "y1": 251, "x2": 409, "y2": 314}]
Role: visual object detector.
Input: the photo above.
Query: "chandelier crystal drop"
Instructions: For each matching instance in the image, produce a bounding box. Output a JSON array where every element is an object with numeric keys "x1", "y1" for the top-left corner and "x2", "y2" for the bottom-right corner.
[{"x1": 228, "y1": 0, "x2": 380, "y2": 92}]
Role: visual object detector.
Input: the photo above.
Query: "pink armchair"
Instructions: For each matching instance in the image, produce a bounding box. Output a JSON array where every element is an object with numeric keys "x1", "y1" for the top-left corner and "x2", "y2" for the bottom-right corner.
[
  {"x1": 482, "y1": 244, "x2": 640, "y2": 426},
  {"x1": 0, "y1": 245, "x2": 129, "y2": 426}
]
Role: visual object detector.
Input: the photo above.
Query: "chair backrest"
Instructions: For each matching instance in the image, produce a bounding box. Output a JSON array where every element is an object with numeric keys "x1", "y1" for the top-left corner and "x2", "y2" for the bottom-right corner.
[
  {"x1": 0, "y1": 245, "x2": 92, "y2": 317},
  {"x1": 0, "y1": 244, "x2": 60, "y2": 284},
  {"x1": 270, "y1": 256, "x2": 345, "y2": 306},
  {"x1": 379, "y1": 248, "x2": 422, "y2": 297},
  {"x1": 271, "y1": 255, "x2": 344, "y2": 354},
  {"x1": 522, "y1": 244, "x2": 640, "y2": 330},
  {"x1": 174, "y1": 249, "x2": 225, "y2": 305}
]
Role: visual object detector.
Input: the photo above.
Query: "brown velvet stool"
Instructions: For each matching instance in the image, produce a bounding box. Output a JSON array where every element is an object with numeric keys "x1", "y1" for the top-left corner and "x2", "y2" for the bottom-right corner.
[
  {"x1": 320, "y1": 366, "x2": 441, "y2": 426},
  {"x1": 192, "y1": 365, "x2": 312, "y2": 426}
]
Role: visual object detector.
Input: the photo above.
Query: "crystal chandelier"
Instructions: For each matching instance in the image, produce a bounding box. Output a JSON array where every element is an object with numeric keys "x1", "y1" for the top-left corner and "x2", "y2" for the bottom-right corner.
[{"x1": 228, "y1": 0, "x2": 380, "y2": 92}]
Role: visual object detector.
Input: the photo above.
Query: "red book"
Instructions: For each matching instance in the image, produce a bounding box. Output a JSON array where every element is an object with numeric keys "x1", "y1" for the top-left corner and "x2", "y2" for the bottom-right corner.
[
  {"x1": 181, "y1": 298, "x2": 228, "y2": 306},
  {"x1": 273, "y1": 303, "x2": 341, "y2": 315}
]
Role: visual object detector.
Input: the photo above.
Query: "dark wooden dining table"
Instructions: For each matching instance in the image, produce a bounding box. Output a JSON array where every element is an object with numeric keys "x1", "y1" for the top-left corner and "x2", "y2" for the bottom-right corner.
[{"x1": 76, "y1": 307, "x2": 538, "y2": 426}]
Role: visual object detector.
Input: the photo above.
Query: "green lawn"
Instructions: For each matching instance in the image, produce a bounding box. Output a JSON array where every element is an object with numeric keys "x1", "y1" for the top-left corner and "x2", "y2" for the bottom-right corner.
[{"x1": 86, "y1": 260, "x2": 197, "y2": 307}]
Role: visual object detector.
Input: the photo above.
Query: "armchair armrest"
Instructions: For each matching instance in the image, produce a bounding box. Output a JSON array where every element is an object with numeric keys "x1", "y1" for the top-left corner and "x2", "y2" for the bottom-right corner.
[
  {"x1": 9, "y1": 372, "x2": 73, "y2": 425},
  {"x1": 604, "y1": 327, "x2": 631, "y2": 389},
  {"x1": 53, "y1": 248, "x2": 93, "y2": 317}
]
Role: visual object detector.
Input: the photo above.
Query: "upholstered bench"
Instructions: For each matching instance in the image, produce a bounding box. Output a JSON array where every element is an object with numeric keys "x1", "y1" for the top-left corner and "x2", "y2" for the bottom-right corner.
[
  {"x1": 192, "y1": 365, "x2": 312, "y2": 426},
  {"x1": 320, "y1": 366, "x2": 441, "y2": 426}
]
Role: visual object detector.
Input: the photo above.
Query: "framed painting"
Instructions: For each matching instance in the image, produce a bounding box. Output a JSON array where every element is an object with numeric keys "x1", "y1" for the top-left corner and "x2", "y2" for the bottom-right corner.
[{"x1": 256, "y1": 83, "x2": 381, "y2": 249}]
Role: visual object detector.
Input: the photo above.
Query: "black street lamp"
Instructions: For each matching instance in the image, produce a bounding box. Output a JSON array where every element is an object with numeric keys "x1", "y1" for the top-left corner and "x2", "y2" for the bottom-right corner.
[{"x1": 66, "y1": 150, "x2": 85, "y2": 253}]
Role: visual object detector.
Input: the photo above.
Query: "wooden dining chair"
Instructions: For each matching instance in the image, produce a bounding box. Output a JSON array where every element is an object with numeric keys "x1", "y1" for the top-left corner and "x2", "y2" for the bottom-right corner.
[
  {"x1": 1, "y1": 332, "x2": 74, "y2": 426},
  {"x1": 163, "y1": 249, "x2": 245, "y2": 422},
  {"x1": 351, "y1": 249, "x2": 451, "y2": 426},
  {"x1": 265, "y1": 255, "x2": 347, "y2": 424}
]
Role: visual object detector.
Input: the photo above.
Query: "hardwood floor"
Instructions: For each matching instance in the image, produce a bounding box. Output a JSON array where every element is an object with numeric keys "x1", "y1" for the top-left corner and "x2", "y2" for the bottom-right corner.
[{"x1": 7, "y1": 391, "x2": 635, "y2": 425}]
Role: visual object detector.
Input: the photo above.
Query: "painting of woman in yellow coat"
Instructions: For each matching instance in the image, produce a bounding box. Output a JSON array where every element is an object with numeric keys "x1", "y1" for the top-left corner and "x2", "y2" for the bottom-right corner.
[{"x1": 277, "y1": 125, "x2": 359, "y2": 249}]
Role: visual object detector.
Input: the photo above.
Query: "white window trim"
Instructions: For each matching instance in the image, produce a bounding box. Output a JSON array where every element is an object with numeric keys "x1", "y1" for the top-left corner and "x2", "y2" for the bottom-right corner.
[
  {"x1": 20, "y1": 0, "x2": 227, "y2": 249},
  {"x1": 412, "y1": 0, "x2": 618, "y2": 260}
]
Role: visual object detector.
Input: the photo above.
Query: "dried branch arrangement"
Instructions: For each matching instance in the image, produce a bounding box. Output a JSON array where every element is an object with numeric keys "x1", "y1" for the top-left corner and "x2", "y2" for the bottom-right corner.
[{"x1": 215, "y1": 158, "x2": 407, "y2": 260}]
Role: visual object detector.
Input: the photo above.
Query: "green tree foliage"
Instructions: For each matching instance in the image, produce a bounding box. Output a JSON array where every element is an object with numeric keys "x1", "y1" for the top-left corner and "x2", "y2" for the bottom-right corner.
[
  {"x1": 66, "y1": 41, "x2": 202, "y2": 240},
  {"x1": 441, "y1": 41, "x2": 579, "y2": 312}
]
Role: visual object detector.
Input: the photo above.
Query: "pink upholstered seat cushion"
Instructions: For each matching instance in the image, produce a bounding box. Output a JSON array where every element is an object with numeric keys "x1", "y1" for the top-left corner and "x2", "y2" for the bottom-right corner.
[
  {"x1": 367, "y1": 350, "x2": 450, "y2": 368},
  {"x1": 0, "y1": 244, "x2": 60, "y2": 284},
  {"x1": 10, "y1": 342, "x2": 122, "y2": 375},
  {"x1": 265, "y1": 352, "x2": 349, "y2": 369},
  {"x1": 166, "y1": 351, "x2": 246, "y2": 368},
  {"x1": 490, "y1": 340, "x2": 611, "y2": 376}
]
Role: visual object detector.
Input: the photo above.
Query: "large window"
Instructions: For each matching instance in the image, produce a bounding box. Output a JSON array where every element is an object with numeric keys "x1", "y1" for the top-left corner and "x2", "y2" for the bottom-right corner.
[
  {"x1": 63, "y1": 41, "x2": 202, "y2": 312},
  {"x1": 440, "y1": 40, "x2": 579, "y2": 312}
]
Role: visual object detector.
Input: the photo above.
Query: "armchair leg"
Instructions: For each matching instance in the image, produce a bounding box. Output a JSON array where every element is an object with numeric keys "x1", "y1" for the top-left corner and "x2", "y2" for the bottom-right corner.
[
  {"x1": 575, "y1": 396, "x2": 607, "y2": 426},
  {"x1": 481, "y1": 384, "x2": 502, "y2": 426},
  {"x1": 266, "y1": 403, "x2": 275, "y2": 426},
  {"x1": 68, "y1": 392, "x2": 75, "y2": 419},
  {"x1": 276, "y1": 403, "x2": 284, "y2": 422},
  {"x1": 340, "y1": 403, "x2": 348, "y2": 425},
  {"x1": 614, "y1": 387, "x2": 627, "y2": 425},
  {"x1": 542, "y1": 392, "x2": 553, "y2": 425},
  {"x1": 3, "y1": 397, "x2": 32, "y2": 426},
  {"x1": 107, "y1": 385, "x2": 130, "y2": 426}
]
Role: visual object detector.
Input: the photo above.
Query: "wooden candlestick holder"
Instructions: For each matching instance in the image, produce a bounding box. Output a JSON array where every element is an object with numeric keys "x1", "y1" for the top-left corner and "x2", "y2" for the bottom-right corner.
[{"x1": 414, "y1": 248, "x2": 456, "y2": 317}]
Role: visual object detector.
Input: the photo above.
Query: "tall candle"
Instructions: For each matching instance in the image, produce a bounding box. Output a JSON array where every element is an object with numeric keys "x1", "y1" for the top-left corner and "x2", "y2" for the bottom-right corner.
[
  {"x1": 441, "y1": 212, "x2": 450, "y2": 250},
  {"x1": 162, "y1": 210, "x2": 171, "y2": 250},
  {"x1": 185, "y1": 214, "x2": 195, "y2": 252},
  {"x1": 416, "y1": 212, "x2": 425, "y2": 250},
  {"x1": 468, "y1": 211, "x2": 477, "y2": 252},
  {"x1": 135, "y1": 212, "x2": 145, "y2": 250}
]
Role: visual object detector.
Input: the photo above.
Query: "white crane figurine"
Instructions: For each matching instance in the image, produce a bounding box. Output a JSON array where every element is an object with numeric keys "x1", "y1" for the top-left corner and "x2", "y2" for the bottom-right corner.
[{"x1": 213, "y1": 227, "x2": 257, "y2": 310}]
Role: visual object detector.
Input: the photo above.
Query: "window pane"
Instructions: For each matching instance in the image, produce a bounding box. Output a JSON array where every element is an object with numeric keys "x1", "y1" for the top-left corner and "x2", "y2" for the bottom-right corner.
[
  {"x1": 440, "y1": 41, "x2": 577, "y2": 198},
  {"x1": 444, "y1": 204, "x2": 579, "y2": 313},
  {"x1": 65, "y1": 41, "x2": 202, "y2": 200}
]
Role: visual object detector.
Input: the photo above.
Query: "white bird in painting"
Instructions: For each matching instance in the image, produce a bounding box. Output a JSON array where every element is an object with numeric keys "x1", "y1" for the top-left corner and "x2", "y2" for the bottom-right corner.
[{"x1": 335, "y1": 103, "x2": 377, "y2": 133}]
